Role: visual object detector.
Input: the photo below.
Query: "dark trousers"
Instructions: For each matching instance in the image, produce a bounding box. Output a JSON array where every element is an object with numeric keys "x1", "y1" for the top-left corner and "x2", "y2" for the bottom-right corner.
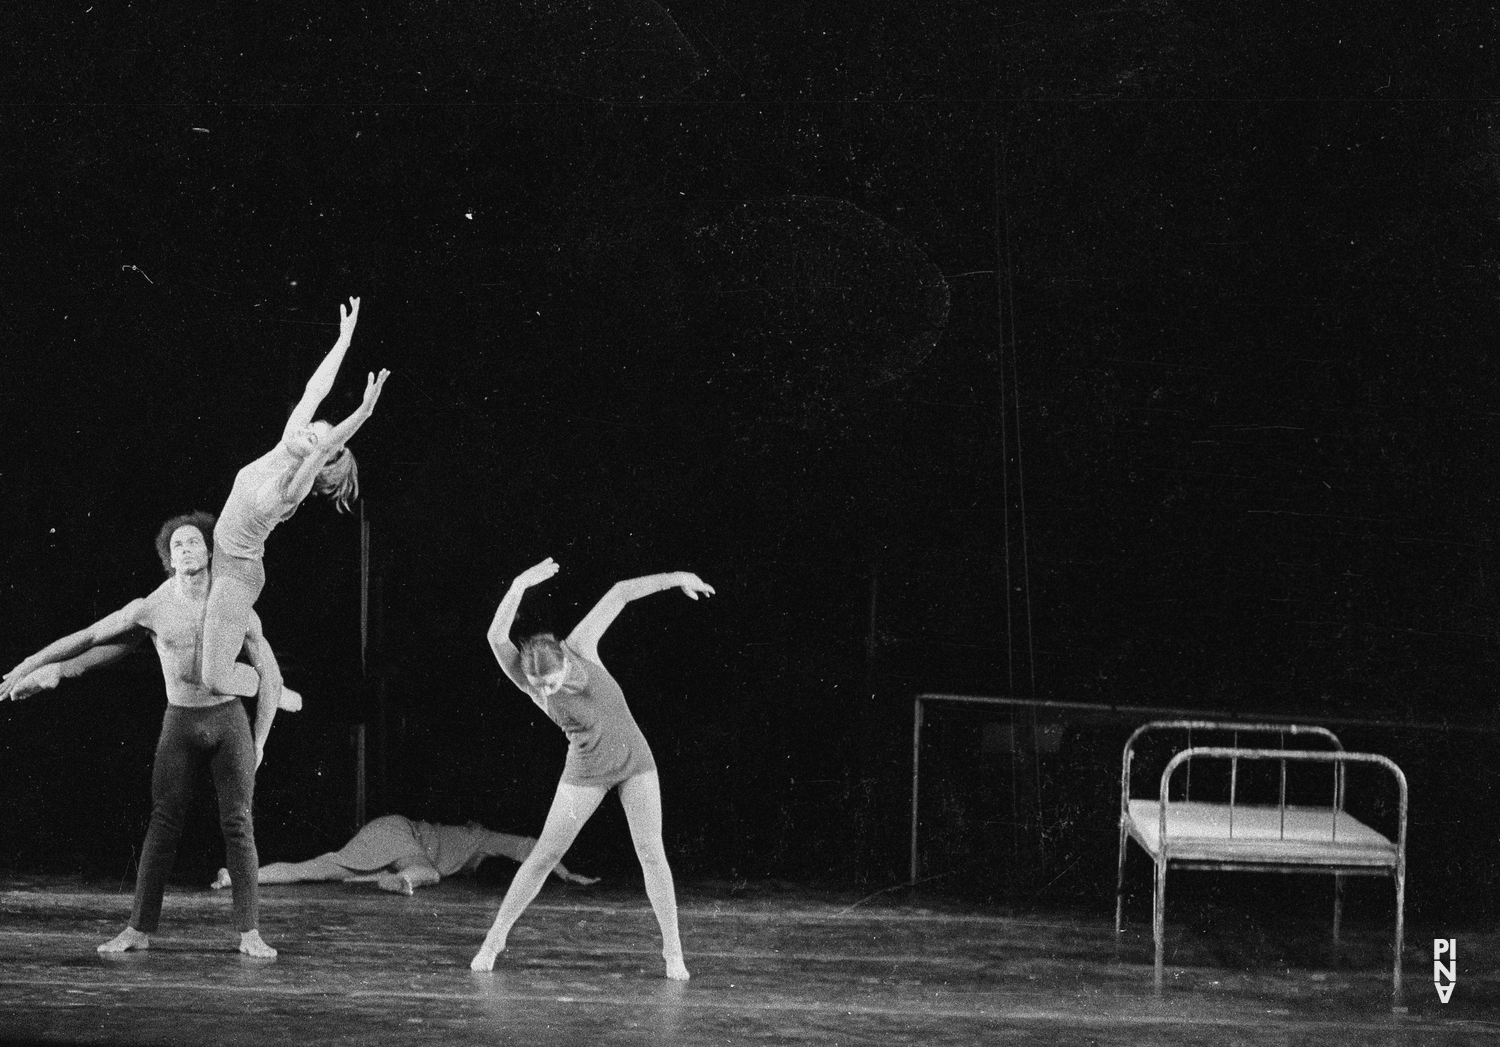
[{"x1": 130, "y1": 700, "x2": 259, "y2": 933}]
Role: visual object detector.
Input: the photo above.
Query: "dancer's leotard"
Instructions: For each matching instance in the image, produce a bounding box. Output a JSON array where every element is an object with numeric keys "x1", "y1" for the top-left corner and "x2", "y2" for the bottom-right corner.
[
  {"x1": 213, "y1": 450, "x2": 298, "y2": 594},
  {"x1": 544, "y1": 644, "x2": 656, "y2": 789}
]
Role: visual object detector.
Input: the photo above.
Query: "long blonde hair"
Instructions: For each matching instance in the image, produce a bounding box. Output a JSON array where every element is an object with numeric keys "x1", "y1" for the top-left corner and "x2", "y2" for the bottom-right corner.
[{"x1": 315, "y1": 447, "x2": 359, "y2": 513}]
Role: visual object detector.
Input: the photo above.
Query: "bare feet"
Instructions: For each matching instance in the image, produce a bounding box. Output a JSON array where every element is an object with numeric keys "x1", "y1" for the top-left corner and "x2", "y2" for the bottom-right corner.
[
  {"x1": 664, "y1": 954, "x2": 690, "y2": 981},
  {"x1": 375, "y1": 871, "x2": 414, "y2": 896},
  {"x1": 470, "y1": 944, "x2": 502, "y2": 972},
  {"x1": 239, "y1": 929, "x2": 277, "y2": 958},
  {"x1": 210, "y1": 868, "x2": 232, "y2": 890},
  {"x1": 98, "y1": 926, "x2": 150, "y2": 953}
]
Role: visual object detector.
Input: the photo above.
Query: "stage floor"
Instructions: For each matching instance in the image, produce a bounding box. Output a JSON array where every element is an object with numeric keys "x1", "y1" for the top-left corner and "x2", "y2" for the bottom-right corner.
[{"x1": 0, "y1": 875, "x2": 1495, "y2": 1045}]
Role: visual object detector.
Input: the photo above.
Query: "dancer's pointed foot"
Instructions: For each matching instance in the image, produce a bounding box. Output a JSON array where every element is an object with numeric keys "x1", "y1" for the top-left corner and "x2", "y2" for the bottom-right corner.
[
  {"x1": 210, "y1": 868, "x2": 232, "y2": 890},
  {"x1": 664, "y1": 954, "x2": 690, "y2": 981},
  {"x1": 376, "y1": 871, "x2": 414, "y2": 895},
  {"x1": 98, "y1": 926, "x2": 150, "y2": 953},
  {"x1": 470, "y1": 944, "x2": 502, "y2": 972},
  {"x1": 239, "y1": 929, "x2": 276, "y2": 958}
]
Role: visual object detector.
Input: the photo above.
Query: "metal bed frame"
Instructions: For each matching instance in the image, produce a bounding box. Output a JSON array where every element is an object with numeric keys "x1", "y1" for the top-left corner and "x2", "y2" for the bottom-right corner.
[{"x1": 1115, "y1": 720, "x2": 1408, "y2": 1009}]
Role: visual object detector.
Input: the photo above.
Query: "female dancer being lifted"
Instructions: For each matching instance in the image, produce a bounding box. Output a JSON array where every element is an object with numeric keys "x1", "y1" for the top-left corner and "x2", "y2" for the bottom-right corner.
[
  {"x1": 471, "y1": 557, "x2": 714, "y2": 980},
  {"x1": 201, "y1": 296, "x2": 390, "y2": 699}
]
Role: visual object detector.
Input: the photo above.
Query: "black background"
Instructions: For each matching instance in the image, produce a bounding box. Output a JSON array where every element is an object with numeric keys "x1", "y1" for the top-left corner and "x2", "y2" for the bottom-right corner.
[{"x1": 2, "y1": 2, "x2": 1497, "y2": 919}]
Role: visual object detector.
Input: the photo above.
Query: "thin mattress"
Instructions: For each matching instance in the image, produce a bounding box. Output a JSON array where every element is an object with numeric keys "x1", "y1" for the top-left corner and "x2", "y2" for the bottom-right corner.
[{"x1": 1126, "y1": 799, "x2": 1397, "y2": 867}]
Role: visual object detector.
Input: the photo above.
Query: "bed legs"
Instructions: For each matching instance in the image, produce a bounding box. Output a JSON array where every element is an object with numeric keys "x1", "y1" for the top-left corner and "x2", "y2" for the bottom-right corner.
[
  {"x1": 1391, "y1": 863, "x2": 1406, "y2": 1011},
  {"x1": 1114, "y1": 819, "x2": 1129, "y2": 934},
  {"x1": 1152, "y1": 858, "x2": 1167, "y2": 992},
  {"x1": 1332, "y1": 872, "x2": 1343, "y2": 943}
]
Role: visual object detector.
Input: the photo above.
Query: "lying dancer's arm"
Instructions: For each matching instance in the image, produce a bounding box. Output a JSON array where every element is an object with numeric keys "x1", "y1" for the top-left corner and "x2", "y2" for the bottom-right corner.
[
  {"x1": 472, "y1": 830, "x2": 601, "y2": 885},
  {"x1": 240, "y1": 611, "x2": 282, "y2": 769},
  {"x1": 486, "y1": 557, "x2": 561, "y2": 708},
  {"x1": 0, "y1": 602, "x2": 149, "y2": 700},
  {"x1": 281, "y1": 367, "x2": 391, "y2": 508},
  {"x1": 3, "y1": 638, "x2": 146, "y2": 700},
  {"x1": 567, "y1": 572, "x2": 715, "y2": 663},
  {"x1": 282, "y1": 296, "x2": 360, "y2": 444}
]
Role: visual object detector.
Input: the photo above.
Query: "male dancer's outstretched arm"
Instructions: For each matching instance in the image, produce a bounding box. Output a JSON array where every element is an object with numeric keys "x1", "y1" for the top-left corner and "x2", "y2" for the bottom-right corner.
[
  {"x1": 2, "y1": 606, "x2": 285, "y2": 769},
  {"x1": 0, "y1": 603, "x2": 150, "y2": 700},
  {"x1": 3, "y1": 639, "x2": 145, "y2": 700}
]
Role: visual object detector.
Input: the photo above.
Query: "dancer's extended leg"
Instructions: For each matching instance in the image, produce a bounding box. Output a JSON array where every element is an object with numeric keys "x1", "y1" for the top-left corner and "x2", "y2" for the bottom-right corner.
[
  {"x1": 200, "y1": 575, "x2": 261, "y2": 698},
  {"x1": 619, "y1": 771, "x2": 689, "y2": 980},
  {"x1": 470, "y1": 782, "x2": 605, "y2": 971},
  {"x1": 213, "y1": 854, "x2": 352, "y2": 889}
]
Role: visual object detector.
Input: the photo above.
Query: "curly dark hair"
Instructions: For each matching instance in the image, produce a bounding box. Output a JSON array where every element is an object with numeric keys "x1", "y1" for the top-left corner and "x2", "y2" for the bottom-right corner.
[{"x1": 154, "y1": 511, "x2": 216, "y2": 575}]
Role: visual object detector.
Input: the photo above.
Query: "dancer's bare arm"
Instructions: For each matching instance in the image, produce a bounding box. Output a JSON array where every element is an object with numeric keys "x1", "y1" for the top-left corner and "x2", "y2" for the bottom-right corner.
[
  {"x1": 475, "y1": 830, "x2": 600, "y2": 885},
  {"x1": 282, "y1": 296, "x2": 360, "y2": 442},
  {"x1": 282, "y1": 367, "x2": 391, "y2": 506},
  {"x1": 0, "y1": 601, "x2": 149, "y2": 700},
  {"x1": 5, "y1": 638, "x2": 146, "y2": 700},
  {"x1": 567, "y1": 572, "x2": 715, "y2": 663},
  {"x1": 486, "y1": 557, "x2": 560, "y2": 707},
  {"x1": 240, "y1": 611, "x2": 282, "y2": 769}
]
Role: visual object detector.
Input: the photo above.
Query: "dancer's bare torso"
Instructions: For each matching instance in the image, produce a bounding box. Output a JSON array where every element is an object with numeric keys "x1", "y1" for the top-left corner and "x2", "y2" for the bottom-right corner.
[{"x1": 129, "y1": 580, "x2": 239, "y2": 709}]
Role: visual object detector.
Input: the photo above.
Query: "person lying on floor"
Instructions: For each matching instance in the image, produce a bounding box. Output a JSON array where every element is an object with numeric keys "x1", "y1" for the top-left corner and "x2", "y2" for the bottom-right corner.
[{"x1": 212, "y1": 814, "x2": 600, "y2": 895}]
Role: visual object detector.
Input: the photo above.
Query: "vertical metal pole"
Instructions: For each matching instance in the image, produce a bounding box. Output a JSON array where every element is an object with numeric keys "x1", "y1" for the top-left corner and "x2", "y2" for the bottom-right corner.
[
  {"x1": 355, "y1": 503, "x2": 370, "y2": 827},
  {"x1": 909, "y1": 697, "x2": 924, "y2": 885},
  {"x1": 359, "y1": 508, "x2": 370, "y2": 675},
  {"x1": 352, "y1": 723, "x2": 366, "y2": 831}
]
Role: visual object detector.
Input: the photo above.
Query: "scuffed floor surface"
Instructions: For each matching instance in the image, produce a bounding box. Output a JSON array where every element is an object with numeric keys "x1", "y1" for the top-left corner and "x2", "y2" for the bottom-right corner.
[{"x1": 0, "y1": 875, "x2": 1495, "y2": 1046}]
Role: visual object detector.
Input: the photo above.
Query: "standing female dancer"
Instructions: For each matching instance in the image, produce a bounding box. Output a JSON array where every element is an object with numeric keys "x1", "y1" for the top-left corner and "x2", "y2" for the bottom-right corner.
[
  {"x1": 470, "y1": 557, "x2": 714, "y2": 979},
  {"x1": 200, "y1": 296, "x2": 390, "y2": 699}
]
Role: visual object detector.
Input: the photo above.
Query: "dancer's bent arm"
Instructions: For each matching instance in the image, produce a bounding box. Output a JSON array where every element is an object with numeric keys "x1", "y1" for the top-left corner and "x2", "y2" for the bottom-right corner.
[
  {"x1": 567, "y1": 572, "x2": 715, "y2": 663},
  {"x1": 240, "y1": 611, "x2": 282, "y2": 768},
  {"x1": 0, "y1": 602, "x2": 149, "y2": 700},
  {"x1": 485, "y1": 557, "x2": 561, "y2": 707},
  {"x1": 283, "y1": 296, "x2": 360, "y2": 443}
]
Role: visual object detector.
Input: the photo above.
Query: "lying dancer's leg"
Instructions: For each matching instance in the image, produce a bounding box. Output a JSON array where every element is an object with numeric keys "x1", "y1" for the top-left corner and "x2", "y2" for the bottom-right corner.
[
  {"x1": 199, "y1": 575, "x2": 261, "y2": 698},
  {"x1": 618, "y1": 770, "x2": 689, "y2": 980},
  {"x1": 213, "y1": 854, "x2": 352, "y2": 888},
  {"x1": 208, "y1": 701, "x2": 274, "y2": 958},
  {"x1": 101, "y1": 708, "x2": 199, "y2": 953},
  {"x1": 470, "y1": 781, "x2": 606, "y2": 971}
]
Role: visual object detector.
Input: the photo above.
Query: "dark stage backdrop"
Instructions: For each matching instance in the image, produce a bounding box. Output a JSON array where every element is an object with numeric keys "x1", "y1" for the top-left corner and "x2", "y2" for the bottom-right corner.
[{"x1": 1, "y1": 3, "x2": 1496, "y2": 921}]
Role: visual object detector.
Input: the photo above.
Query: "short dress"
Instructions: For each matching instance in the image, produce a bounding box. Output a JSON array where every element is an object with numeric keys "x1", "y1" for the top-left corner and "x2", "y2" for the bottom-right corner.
[{"x1": 544, "y1": 646, "x2": 656, "y2": 790}]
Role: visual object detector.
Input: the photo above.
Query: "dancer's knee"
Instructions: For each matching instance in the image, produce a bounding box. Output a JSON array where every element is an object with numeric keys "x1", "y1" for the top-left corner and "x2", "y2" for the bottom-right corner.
[
  {"x1": 528, "y1": 839, "x2": 570, "y2": 870},
  {"x1": 219, "y1": 804, "x2": 255, "y2": 843},
  {"x1": 632, "y1": 839, "x2": 672, "y2": 875}
]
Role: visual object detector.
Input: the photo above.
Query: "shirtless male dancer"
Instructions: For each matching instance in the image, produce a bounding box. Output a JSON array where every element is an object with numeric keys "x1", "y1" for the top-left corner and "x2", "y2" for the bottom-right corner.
[{"x1": 0, "y1": 512, "x2": 285, "y2": 958}]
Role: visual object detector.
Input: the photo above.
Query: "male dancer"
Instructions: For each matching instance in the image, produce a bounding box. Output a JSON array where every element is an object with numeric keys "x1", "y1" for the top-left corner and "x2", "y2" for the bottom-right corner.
[{"x1": 0, "y1": 511, "x2": 284, "y2": 957}]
